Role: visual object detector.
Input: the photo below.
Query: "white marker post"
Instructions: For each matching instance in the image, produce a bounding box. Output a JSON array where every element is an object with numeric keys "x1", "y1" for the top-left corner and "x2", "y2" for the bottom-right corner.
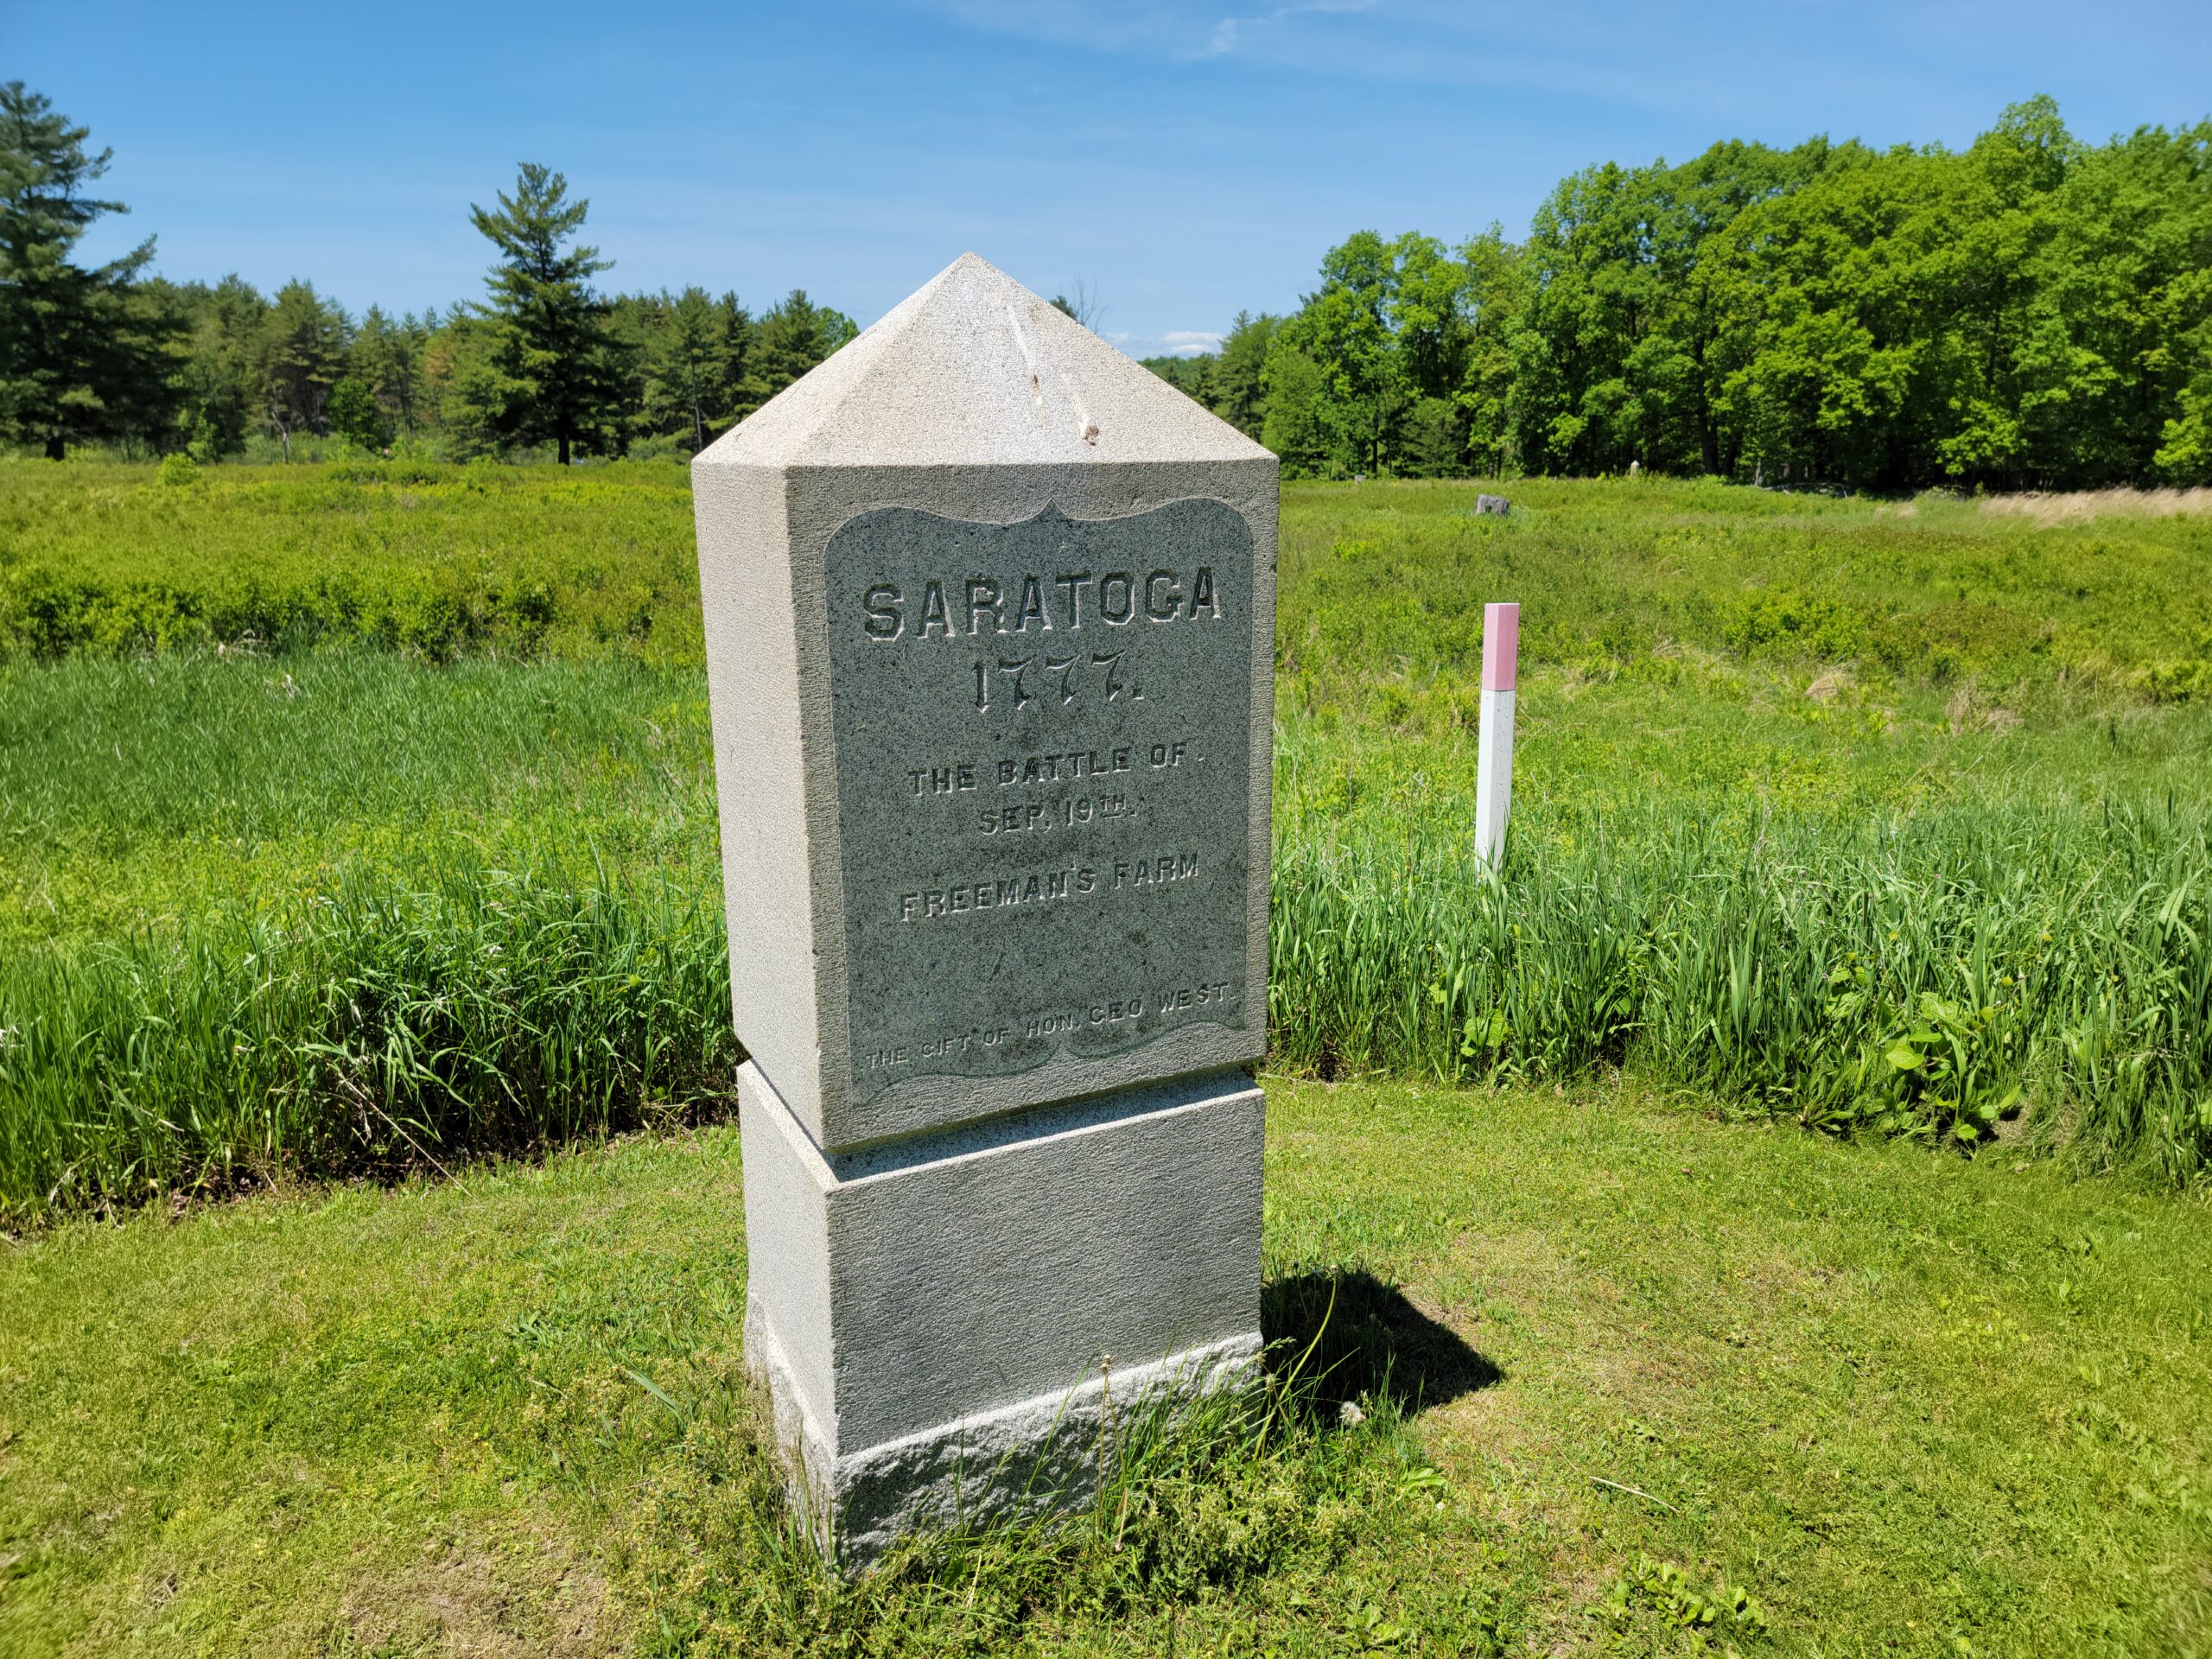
[{"x1": 1474, "y1": 601, "x2": 1518, "y2": 867}]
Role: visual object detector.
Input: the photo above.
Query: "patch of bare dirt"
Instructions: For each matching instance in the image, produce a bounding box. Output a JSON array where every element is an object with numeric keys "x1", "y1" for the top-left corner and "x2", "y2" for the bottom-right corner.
[{"x1": 340, "y1": 1526, "x2": 615, "y2": 1658}]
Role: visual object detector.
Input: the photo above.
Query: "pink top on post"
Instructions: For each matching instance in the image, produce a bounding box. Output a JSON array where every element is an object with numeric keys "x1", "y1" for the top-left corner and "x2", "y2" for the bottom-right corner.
[{"x1": 1482, "y1": 602, "x2": 1520, "y2": 692}]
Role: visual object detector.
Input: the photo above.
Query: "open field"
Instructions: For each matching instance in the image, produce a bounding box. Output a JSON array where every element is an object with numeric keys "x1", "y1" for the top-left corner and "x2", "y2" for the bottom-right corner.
[
  {"x1": 7, "y1": 465, "x2": 2211, "y2": 695},
  {"x1": 5, "y1": 1076, "x2": 2209, "y2": 1656},
  {"x1": 4, "y1": 468, "x2": 2210, "y2": 1214},
  {"x1": 3, "y1": 467, "x2": 2211, "y2": 1653}
]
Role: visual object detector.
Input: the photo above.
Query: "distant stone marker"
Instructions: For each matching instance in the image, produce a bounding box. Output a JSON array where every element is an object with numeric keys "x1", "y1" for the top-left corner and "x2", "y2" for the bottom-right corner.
[
  {"x1": 691, "y1": 253, "x2": 1276, "y2": 1561},
  {"x1": 1476, "y1": 493, "x2": 1510, "y2": 517}
]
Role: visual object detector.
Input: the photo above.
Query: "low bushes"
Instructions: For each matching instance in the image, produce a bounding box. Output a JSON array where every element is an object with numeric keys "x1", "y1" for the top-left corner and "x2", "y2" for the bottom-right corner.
[{"x1": 0, "y1": 566, "x2": 563, "y2": 662}]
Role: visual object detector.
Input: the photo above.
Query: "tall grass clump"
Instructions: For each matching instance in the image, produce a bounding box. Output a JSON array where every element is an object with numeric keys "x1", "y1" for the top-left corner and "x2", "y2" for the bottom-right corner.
[
  {"x1": 0, "y1": 856, "x2": 735, "y2": 1220},
  {"x1": 1272, "y1": 801, "x2": 2212, "y2": 1179}
]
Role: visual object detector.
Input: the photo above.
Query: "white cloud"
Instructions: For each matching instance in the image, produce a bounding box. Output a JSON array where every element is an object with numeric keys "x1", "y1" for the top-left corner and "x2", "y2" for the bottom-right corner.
[
  {"x1": 911, "y1": 0, "x2": 1964, "y2": 124},
  {"x1": 931, "y1": 0, "x2": 1380, "y2": 62},
  {"x1": 1107, "y1": 327, "x2": 1225, "y2": 358}
]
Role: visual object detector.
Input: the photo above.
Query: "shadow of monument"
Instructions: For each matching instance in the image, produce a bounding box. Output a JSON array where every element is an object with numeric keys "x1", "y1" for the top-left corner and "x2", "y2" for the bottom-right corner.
[{"x1": 1261, "y1": 1269, "x2": 1503, "y2": 1418}]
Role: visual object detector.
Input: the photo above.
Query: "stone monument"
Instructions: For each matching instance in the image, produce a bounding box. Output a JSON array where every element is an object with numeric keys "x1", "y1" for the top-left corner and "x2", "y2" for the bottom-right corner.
[{"x1": 690, "y1": 253, "x2": 1277, "y2": 1561}]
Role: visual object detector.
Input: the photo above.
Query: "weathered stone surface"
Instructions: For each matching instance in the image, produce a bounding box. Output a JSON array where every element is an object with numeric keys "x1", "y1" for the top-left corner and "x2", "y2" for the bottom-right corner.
[
  {"x1": 740, "y1": 1058, "x2": 1266, "y2": 1555},
  {"x1": 694, "y1": 254, "x2": 1276, "y2": 1154},
  {"x1": 752, "y1": 1294, "x2": 1262, "y2": 1560},
  {"x1": 1475, "y1": 493, "x2": 1510, "y2": 516},
  {"x1": 826, "y1": 499, "x2": 1255, "y2": 1117},
  {"x1": 694, "y1": 253, "x2": 1276, "y2": 1566}
]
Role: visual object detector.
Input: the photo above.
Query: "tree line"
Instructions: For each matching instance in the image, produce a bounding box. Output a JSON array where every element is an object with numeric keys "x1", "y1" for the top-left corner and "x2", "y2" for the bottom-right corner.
[
  {"x1": 1146, "y1": 99, "x2": 2212, "y2": 490},
  {"x1": 0, "y1": 85, "x2": 855, "y2": 463},
  {"x1": 5, "y1": 81, "x2": 2208, "y2": 487}
]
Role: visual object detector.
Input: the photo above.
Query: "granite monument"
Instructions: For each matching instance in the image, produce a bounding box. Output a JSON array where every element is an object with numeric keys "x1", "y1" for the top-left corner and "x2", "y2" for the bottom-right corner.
[{"x1": 690, "y1": 253, "x2": 1277, "y2": 1560}]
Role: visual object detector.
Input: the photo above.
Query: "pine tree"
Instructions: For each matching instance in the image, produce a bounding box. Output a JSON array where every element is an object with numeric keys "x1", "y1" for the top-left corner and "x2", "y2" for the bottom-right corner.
[
  {"x1": 0, "y1": 83, "x2": 174, "y2": 458},
  {"x1": 753, "y1": 289, "x2": 857, "y2": 409},
  {"x1": 467, "y1": 162, "x2": 621, "y2": 463},
  {"x1": 641, "y1": 286, "x2": 734, "y2": 451},
  {"x1": 257, "y1": 279, "x2": 349, "y2": 457},
  {"x1": 351, "y1": 305, "x2": 426, "y2": 438}
]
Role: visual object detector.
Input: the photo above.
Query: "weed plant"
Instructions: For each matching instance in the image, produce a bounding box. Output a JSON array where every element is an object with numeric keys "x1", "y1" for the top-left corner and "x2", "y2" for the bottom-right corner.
[
  {"x1": 633, "y1": 1311, "x2": 1479, "y2": 1654},
  {"x1": 1275, "y1": 477, "x2": 2212, "y2": 704},
  {"x1": 10, "y1": 465, "x2": 2210, "y2": 699},
  {"x1": 0, "y1": 459, "x2": 701, "y2": 664}
]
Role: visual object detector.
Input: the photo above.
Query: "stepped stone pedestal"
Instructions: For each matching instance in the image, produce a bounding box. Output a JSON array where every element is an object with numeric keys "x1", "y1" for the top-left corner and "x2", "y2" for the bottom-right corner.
[{"x1": 690, "y1": 252, "x2": 1278, "y2": 1561}]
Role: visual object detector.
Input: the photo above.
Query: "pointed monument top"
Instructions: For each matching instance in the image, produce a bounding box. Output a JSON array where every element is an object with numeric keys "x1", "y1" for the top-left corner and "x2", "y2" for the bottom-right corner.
[{"x1": 697, "y1": 252, "x2": 1273, "y2": 469}]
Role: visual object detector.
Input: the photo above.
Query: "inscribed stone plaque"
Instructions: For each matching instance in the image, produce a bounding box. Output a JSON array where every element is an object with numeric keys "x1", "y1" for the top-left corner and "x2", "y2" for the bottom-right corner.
[{"x1": 826, "y1": 499, "x2": 1255, "y2": 1112}]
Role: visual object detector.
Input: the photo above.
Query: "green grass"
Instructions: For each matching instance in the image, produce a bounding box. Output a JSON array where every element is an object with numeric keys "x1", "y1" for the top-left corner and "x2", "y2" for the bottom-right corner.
[
  {"x1": 6, "y1": 467, "x2": 2212, "y2": 1650},
  {"x1": 8, "y1": 465, "x2": 2210, "y2": 696},
  {"x1": 5, "y1": 474, "x2": 2212, "y2": 1214},
  {"x1": 0, "y1": 653, "x2": 714, "y2": 952},
  {"x1": 1276, "y1": 477, "x2": 2212, "y2": 707},
  {"x1": 5, "y1": 1076, "x2": 2208, "y2": 1656},
  {"x1": 0, "y1": 461, "x2": 700, "y2": 664}
]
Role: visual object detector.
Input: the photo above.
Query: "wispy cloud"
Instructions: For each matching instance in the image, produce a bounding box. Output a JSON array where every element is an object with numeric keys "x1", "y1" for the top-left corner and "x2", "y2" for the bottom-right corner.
[
  {"x1": 1107, "y1": 327, "x2": 1225, "y2": 358},
  {"x1": 1200, "y1": 0, "x2": 1375, "y2": 60},
  {"x1": 913, "y1": 0, "x2": 1998, "y2": 126}
]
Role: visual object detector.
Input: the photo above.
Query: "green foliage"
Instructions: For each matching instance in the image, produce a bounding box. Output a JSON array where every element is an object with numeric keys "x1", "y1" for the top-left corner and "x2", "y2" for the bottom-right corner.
[
  {"x1": 0, "y1": 857, "x2": 736, "y2": 1218},
  {"x1": 325, "y1": 372, "x2": 385, "y2": 449},
  {"x1": 467, "y1": 162, "x2": 626, "y2": 464},
  {"x1": 1174, "y1": 100, "x2": 2212, "y2": 489},
  {"x1": 1268, "y1": 802, "x2": 2212, "y2": 1177},
  {"x1": 0, "y1": 81, "x2": 176, "y2": 459},
  {"x1": 0, "y1": 460, "x2": 700, "y2": 662},
  {"x1": 255, "y1": 278, "x2": 349, "y2": 454},
  {"x1": 637, "y1": 1353, "x2": 1430, "y2": 1651},
  {"x1": 1595, "y1": 1554, "x2": 1769, "y2": 1639},
  {"x1": 7, "y1": 1075, "x2": 2211, "y2": 1652},
  {"x1": 752, "y1": 288, "x2": 857, "y2": 394},
  {"x1": 4, "y1": 474, "x2": 2212, "y2": 1219},
  {"x1": 616, "y1": 286, "x2": 755, "y2": 451}
]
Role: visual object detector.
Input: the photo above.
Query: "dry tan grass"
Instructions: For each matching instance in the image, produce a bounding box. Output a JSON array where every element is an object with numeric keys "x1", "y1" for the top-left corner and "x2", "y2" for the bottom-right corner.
[
  {"x1": 340, "y1": 1525, "x2": 615, "y2": 1659},
  {"x1": 1977, "y1": 486, "x2": 2212, "y2": 526}
]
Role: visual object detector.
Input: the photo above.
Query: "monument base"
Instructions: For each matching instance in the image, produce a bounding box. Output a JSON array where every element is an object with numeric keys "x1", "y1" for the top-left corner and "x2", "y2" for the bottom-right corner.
[
  {"x1": 737, "y1": 1059, "x2": 1266, "y2": 1564},
  {"x1": 749, "y1": 1306, "x2": 1262, "y2": 1560}
]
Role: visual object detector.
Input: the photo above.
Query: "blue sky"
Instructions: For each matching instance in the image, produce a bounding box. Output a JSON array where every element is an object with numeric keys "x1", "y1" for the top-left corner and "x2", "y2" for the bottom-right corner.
[{"x1": 10, "y1": 1, "x2": 2209, "y2": 357}]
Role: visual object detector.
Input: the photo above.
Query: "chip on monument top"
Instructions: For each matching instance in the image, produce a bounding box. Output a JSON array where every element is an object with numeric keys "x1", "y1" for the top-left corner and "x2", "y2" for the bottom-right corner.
[
  {"x1": 696, "y1": 251, "x2": 1274, "y2": 471},
  {"x1": 692, "y1": 253, "x2": 1277, "y2": 1154}
]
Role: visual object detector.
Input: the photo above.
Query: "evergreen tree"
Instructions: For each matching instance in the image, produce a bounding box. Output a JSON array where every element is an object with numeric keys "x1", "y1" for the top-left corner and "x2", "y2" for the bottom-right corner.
[
  {"x1": 0, "y1": 82, "x2": 174, "y2": 458},
  {"x1": 753, "y1": 289, "x2": 856, "y2": 409},
  {"x1": 327, "y1": 376, "x2": 386, "y2": 448},
  {"x1": 351, "y1": 306, "x2": 426, "y2": 438},
  {"x1": 468, "y1": 162, "x2": 621, "y2": 462},
  {"x1": 164, "y1": 276, "x2": 266, "y2": 459},
  {"x1": 639, "y1": 286, "x2": 750, "y2": 451},
  {"x1": 423, "y1": 307, "x2": 521, "y2": 461},
  {"x1": 257, "y1": 279, "x2": 349, "y2": 457},
  {"x1": 1211, "y1": 311, "x2": 1280, "y2": 439}
]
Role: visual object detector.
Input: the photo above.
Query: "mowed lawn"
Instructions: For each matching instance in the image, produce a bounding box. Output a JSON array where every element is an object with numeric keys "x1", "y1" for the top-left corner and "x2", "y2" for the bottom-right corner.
[{"x1": 6, "y1": 1077, "x2": 2208, "y2": 1657}]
